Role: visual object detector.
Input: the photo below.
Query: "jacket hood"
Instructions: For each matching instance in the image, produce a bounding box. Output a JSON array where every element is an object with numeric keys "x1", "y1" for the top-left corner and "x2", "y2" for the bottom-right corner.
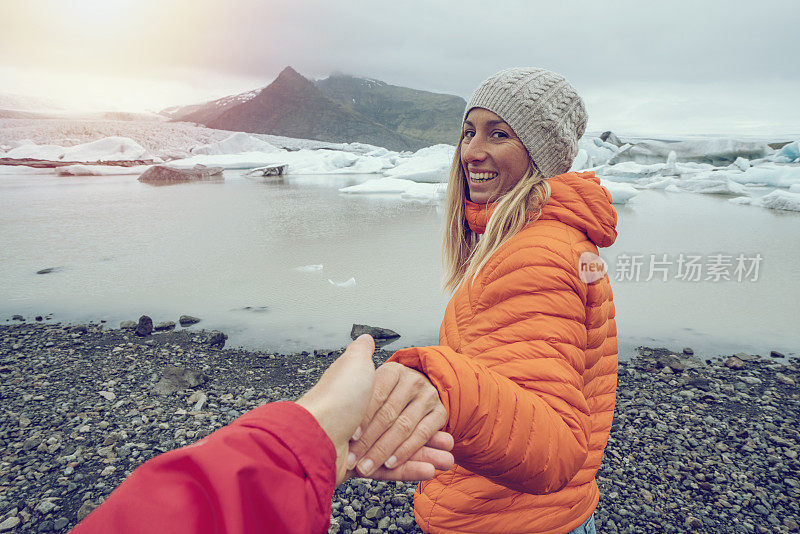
[{"x1": 464, "y1": 171, "x2": 617, "y2": 248}]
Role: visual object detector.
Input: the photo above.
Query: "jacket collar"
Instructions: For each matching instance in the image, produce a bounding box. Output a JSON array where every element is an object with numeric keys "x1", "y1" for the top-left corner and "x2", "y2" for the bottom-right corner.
[{"x1": 463, "y1": 171, "x2": 618, "y2": 247}]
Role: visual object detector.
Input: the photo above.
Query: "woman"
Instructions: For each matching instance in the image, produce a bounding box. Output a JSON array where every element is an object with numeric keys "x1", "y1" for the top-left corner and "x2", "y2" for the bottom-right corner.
[{"x1": 349, "y1": 67, "x2": 618, "y2": 534}]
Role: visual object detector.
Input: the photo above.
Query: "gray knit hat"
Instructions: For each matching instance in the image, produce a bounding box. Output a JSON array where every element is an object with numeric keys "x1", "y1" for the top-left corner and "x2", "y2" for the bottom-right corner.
[{"x1": 464, "y1": 67, "x2": 587, "y2": 179}]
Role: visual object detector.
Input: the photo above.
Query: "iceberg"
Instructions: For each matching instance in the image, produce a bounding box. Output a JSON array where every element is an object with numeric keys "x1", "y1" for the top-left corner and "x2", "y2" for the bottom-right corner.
[
  {"x1": 4, "y1": 136, "x2": 152, "y2": 162},
  {"x1": 596, "y1": 161, "x2": 667, "y2": 181},
  {"x1": 600, "y1": 180, "x2": 638, "y2": 205},
  {"x1": 328, "y1": 277, "x2": 356, "y2": 288},
  {"x1": 190, "y1": 132, "x2": 279, "y2": 155},
  {"x1": 570, "y1": 149, "x2": 592, "y2": 171},
  {"x1": 726, "y1": 163, "x2": 800, "y2": 188},
  {"x1": 339, "y1": 177, "x2": 421, "y2": 194},
  {"x1": 577, "y1": 137, "x2": 618, "y2": 167},
  {"x1": 339, "y1": 177, "x2": 446, "y2": 202},
  {"x1": 608, "y1": 138, "x2": 772, "y2": 166},
  {"x1": 775, "y1": 141, "x2": 799, "y2": 162},
  {"x1": 383, "y1": 144, "x2": 454, "y2": 183},
  {"x1": 731, "y1": 190, "x2": 800, "y2": 212},
  {"x1": 57, "y1": 164, "x2": 148, "y2": 176},
  {"x1": 167, "y1": 148, "x2": 395, "y2": 175},
  {"x1": 293, "y1": 264, "x2": 323, "y2": 273}
]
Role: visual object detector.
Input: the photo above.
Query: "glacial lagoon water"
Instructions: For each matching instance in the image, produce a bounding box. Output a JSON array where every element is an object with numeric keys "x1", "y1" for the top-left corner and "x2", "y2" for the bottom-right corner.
[{"x1": 1, "y1": 170, "x2": 798, "y2": 359}]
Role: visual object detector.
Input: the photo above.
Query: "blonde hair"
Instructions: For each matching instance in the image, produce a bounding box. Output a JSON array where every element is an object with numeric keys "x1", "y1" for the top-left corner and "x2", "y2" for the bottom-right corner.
[{"x1": 442, "y1": 140, "x2": 551, "y2": 293}]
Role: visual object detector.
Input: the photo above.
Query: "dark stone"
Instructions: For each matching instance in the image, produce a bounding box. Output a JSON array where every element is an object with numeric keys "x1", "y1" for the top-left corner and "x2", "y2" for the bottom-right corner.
[
  {"x1": 683, "y1": 347, "x2": 694, "y2": 355},
  {"x1": 179, "y1": 315, "x2": 201, "y2": 327},
  {"x1": 71, "y1": 325, "x2": 88, "y2": 334},
  {"x1": 11, "y1": 315, "x2": 24, "y2": 321},
  {"x1": 35, "y1": 316, "x2": 43, "y2": 321},
  {"x1": 138, "y1": 164, "x2": 224, "y2": 184},
  {"x1": 724, "y1": 356, "x2": 746, "y2": 370},
  {"x1": 207, "y1": 331, "x2": 228, "y2": 348},
  {"x1": 36, "y1": 267, "x2": 59, "y2": 274},
  {"x1": 134, "y1": 315, "x2": 153, "y2": 337},
  {"x1": 687, "y1": 377, "x2": 711, "y2": 391},
  {"x1": 152, "y1": 365, "x2": 208, "y2": 395},
  {"x1": 770, "y1": 350, "x2": 785, "y2": 359},
  {"x1": 154, "y1": 321, "x2": 176, "y2": 332},
  {"x1": 350, "y1": 324, "x2": 401, "y2": 341},
  {"x1": 600, "y1": 131, "x2": 624, "y2": 146}
]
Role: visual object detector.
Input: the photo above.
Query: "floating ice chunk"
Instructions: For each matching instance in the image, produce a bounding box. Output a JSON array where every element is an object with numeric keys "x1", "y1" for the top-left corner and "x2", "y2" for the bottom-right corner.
[
  {"x1": 328, "y1": 155, "x2": 392, "y2": 174},
  {"x1": 7, "y1": 138, "x2": 36, "y2": 149},
  {"x1": 168, "y1": 153, "x2": 286, "y2": 170},
  {"x1": 596, "y1": 161, "x2": 666, "y2": 181},
  {"x1": 5, "y1": 143, "x2": 68, "y2": 160},
  {"x1": 732, "y1": 157, "x2": 750, "y2": 171},
  {"x1": 608, "y1": 138, "x2": 772, "y2": 165},
  {"x1": 60, "y1": 137, "x2": 151, "y2": 162},
  {"x1": 731, "y1": 190, "x2": 800, "y2": 212},
  {"x1": 339, "y1": 177, "x2": 417, "y2": 194},
  {"x1": 191, "y1": 132, "x2": 279, "y2": 155},
  {"x1": 294, "y1": 264, "x2": 323, "y2": 273},
  {"x1": 400, "y1": 182, "x2": 447, "y2": 202},
  {"x1": 384, "y1": 144, "x2": 454, "y2": 183},
  {"x1": 579, "y1": 138, "x2": 617, "y2": 167},
  {"x1": 5, "y1": 137, "x2": 151, "y2": 162},
  {"x1": 665, "y1": 151, "x2": 678, "y2": 175},
  {"x1": 328, "y1": 277, "x2": 356, "y2": 288},
  {"x1": 776, "y1": 141, "x2": 799, "y2": 162},
  {"x1": 726, "y1": 164, "x2": 800, "y2": 188},
  {"x1": 0, "y1": 165, "x2": 56, "y2": 174},
  {"x1": 57, "y1": 164, "x2": 149, "y2": 176},
  {"x1": 600, "y1": 179, "x2": 638, "y2": 204},
  {"x1": 570, "y1": 149, "x2": 592, "y2": 171},
  {"x1": 680, "y1": 173, "x2": 750, "y2": 195}
]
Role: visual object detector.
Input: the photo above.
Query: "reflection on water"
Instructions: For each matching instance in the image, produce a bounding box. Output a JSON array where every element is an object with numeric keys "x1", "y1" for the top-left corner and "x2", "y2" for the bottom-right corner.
[{"x1": 0, "y1": 169, "x2": 798, "y2": 358}]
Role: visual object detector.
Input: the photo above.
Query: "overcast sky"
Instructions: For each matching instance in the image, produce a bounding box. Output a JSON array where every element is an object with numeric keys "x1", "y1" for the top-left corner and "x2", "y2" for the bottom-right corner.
[{"x1": 2, "y1": 0, "x2": 799, "y2": 137}]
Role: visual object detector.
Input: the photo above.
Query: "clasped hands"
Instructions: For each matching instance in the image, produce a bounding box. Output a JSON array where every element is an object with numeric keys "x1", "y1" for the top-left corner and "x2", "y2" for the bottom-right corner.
[{"x1": 297, "y1": 335, "x2": 453, "y2": 485}]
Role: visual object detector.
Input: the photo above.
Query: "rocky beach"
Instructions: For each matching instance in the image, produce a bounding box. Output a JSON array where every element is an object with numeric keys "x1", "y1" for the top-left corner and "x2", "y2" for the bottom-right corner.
[{"x1": 0, "y1": 318, "x2": 797, "y2": 533}]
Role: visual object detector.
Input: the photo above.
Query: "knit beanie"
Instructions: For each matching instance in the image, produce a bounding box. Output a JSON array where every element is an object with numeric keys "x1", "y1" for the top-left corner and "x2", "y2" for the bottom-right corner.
[{"x1": 464, "y1": 67, "x2": 587, "y2": 179}]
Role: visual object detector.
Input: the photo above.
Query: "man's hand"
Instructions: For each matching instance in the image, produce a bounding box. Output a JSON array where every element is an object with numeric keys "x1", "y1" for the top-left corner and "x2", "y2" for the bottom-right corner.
[
  {"x1": 296, "y1": 338, "x2": 453, "y2": 485},
  {"x1": 296, "y1": 335, "x2": 377, "y2": 484},
  {"x1": 347, "y1": 362, "x2": 449, "y2": 477}
]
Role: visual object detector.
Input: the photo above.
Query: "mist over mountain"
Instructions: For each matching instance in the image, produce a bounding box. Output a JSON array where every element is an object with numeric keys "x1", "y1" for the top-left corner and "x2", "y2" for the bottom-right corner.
[{"x1": 161, "y1": 67, "x2": 465, "y2": 150}]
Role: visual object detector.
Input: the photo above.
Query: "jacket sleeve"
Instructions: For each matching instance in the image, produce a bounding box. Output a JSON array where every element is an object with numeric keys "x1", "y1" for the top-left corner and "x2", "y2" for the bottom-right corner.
[
  {"x1": 72, "y1": 401, "x2": 336, "y2": 534},
  {"x1": 389, "y1": 243, "x2": 591, "y2": 495}
]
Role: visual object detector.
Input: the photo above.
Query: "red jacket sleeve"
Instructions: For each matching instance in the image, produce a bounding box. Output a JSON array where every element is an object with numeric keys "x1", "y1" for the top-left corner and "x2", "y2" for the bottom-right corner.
[{"x1": 72, "y1": 401, "x2": 336, "y2": 534}]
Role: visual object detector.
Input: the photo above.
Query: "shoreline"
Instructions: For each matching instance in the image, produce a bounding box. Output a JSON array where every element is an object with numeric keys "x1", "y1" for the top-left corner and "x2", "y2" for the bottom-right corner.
[{"x1": 1, "y1": 321, "x2": 798, "y2": 533}]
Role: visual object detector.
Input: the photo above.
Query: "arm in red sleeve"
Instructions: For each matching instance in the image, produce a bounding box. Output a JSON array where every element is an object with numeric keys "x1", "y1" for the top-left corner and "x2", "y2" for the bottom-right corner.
[{"x1": 72, "y1": 401, "x2": 336, "y2": 534}]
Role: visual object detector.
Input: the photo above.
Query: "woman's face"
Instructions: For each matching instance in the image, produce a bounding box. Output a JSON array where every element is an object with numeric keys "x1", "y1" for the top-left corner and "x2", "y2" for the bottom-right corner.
[{"x1": 460, "y1": 108, "x2": 530, "y2": 204}]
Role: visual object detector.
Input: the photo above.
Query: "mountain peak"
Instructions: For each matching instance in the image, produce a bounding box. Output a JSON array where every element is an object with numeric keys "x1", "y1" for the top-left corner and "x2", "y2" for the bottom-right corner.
[{"x1": 275, "y1": 66, "x2": 307, "y2": 83}]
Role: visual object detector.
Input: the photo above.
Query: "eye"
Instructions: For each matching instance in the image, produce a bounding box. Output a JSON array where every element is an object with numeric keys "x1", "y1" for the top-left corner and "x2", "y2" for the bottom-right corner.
[
  {"x1": 462, "y1": 130, "x2": 475, "y2": 140},
  {"x1": 491, "y1": 130, "x2": 509, "y2": 139}
]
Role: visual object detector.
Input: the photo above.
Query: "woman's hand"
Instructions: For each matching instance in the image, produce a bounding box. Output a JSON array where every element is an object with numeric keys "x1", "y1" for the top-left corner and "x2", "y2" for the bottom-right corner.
[{"x1": 346, "y1": 362, "x2": 450, "y2": 477}]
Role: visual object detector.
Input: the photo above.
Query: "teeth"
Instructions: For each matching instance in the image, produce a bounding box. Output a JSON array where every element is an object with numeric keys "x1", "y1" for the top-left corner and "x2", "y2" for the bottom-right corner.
[{"x1": 470, "y1": 172, "x2": 497, "y2": 182}]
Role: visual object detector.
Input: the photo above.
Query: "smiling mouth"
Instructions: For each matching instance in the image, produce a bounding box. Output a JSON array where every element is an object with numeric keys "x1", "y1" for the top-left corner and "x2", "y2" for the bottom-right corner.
[{"x1": 469, "y1": 171, "x2": 498, "y2": 182}]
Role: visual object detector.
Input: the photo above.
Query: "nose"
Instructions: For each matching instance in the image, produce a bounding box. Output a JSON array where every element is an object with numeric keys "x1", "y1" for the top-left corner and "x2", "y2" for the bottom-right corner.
[{"x1": 461, "y1": 136, "x2": 487, "y2": 164}]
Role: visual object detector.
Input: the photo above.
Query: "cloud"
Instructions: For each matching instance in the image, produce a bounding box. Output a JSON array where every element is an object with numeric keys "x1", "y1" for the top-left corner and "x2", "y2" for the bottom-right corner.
[{"x1": 1, "y1": 0, "x2": 798, "y2": 135}]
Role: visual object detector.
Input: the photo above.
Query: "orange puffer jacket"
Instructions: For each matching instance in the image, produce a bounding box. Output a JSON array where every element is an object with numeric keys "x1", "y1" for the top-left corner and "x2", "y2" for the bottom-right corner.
[{"x1": 389, "y1": 171, "x2": 618, "y2": 534}]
